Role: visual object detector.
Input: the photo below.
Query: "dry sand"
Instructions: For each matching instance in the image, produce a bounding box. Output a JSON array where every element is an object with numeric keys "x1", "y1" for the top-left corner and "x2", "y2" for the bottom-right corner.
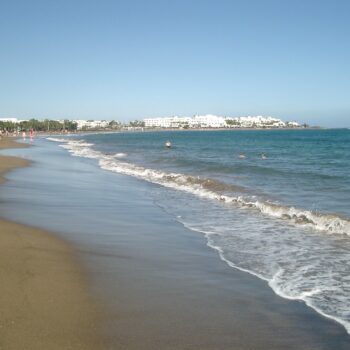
[{"x1": 0, "y1": 137, "x2": 101, "y2": 350}]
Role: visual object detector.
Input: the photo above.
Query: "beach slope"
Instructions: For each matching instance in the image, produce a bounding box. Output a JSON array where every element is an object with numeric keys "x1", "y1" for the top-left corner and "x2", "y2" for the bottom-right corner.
[{"x1": 0, "y1": 138, "x2": 100, "y2": 350}]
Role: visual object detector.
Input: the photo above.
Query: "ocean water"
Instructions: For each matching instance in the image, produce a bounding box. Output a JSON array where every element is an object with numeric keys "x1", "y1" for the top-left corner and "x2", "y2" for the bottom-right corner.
[{"x1": 47, "y1": 129, "x2": 350, "y2": 333}]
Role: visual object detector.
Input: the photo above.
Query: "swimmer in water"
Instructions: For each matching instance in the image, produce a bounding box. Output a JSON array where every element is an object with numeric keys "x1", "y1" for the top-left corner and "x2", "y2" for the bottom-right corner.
[
  {"x1": 261, "y1": 153, "x2": 267, "y2": 159},
  {"x1": 165, "y1": 141, "x2": 172, "y2": 148}
]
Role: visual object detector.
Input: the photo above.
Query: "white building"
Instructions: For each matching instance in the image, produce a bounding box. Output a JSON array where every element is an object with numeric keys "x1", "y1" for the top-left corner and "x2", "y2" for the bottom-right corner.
[
  {"x1": 144, "y1": 114, "x2": 227, "y2": 128},
  {"x1": 286, "y1": 121, "x2": 300, "y2": 127},
  {"x1": 144, "y1": 116, "x2": 191, "y2": 128},
  {"x1": 74, "y1": 120, "x2": 110, "y2": 130},
  {"x1": 190, "y1": 114, "x2": 226, "y2": 128},
  {"x1": 225, "y1": 116, "x2": 287, "y2": 128},
  {"x1": 0, "y1": 118, "x2": 19, "y2": 123}
]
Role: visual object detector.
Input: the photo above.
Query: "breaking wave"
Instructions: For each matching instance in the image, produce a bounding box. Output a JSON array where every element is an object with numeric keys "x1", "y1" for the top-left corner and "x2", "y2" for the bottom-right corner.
[
  {"x1": 47, "y1": 136, "x2": 350, "y2": 334},
  {"x1": 48, "y1": 137, "x2": 350, "y2": 237}
]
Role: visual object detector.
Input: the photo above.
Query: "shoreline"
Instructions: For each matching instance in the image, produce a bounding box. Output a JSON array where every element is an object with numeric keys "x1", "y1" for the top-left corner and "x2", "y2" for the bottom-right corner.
[
  {"x1": 0, "y1": 137, "x2": 101, "y2": 349},
  {"x1": 2, "y1": 126, "x2": 323, "y2": 139},
  {"x1": 1, "y1": 135, "x2": 350, "y2": 349},
  {"x1": 0, "y1": 137, "x2": 30, "y2": 185}
]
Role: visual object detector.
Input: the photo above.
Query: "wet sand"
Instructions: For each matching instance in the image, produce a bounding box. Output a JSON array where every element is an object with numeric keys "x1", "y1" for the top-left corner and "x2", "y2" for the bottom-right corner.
[
  {"x1": 85, "y1": 207, "x2": 350, "y2": 350},
  {"x1": 0, "y1": 138, "x2": 100, "y2": 350},
  {"x1": 0, "y1": 137, "x2": 29, "y2": 184}
]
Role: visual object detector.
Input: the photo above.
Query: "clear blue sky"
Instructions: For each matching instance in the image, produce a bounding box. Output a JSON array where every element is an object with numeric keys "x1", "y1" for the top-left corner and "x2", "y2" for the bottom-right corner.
[{"x1": 0, "y1": 0, "x2": 349, "y2": 126}]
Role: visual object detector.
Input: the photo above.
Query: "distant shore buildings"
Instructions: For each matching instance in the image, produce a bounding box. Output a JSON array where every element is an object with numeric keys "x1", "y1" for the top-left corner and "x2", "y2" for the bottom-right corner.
[
  {"x1": 73, "y1": 119, "x2": 110, "y2": 130},
  {"x1": 0, "y1": 117, "x2": 24, "y2": 123},
  {"x1": 1, "y1": 114, "x2": 305, "y2": 133},
  {"x1": 144, "y1": 115, "x2": 302, "y2": 129}
]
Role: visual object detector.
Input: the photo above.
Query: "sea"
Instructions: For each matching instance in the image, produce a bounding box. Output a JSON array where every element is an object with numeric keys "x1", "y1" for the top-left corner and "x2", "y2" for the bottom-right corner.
[{"x1": 45, "y1": 128, "x2": 350, "y2": 334}]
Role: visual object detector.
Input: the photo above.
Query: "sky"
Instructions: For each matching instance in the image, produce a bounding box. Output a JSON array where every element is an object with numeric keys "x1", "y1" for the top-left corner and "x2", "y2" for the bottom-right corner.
[{"x1": 0, "y1": 0, "x2": 349, "y2": 127}]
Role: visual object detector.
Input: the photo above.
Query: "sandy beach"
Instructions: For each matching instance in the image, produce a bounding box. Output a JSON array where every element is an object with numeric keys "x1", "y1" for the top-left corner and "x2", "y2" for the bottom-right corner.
[
  {"x1": 0, "y1": 138, "x2": 100, "y2": 350},
  {"x1": 2, "y1": 1, "x2": 348, "y2": 348}
]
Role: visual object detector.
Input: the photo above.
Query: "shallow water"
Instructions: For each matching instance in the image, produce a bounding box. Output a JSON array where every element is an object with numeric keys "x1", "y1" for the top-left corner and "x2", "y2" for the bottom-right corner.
[
  {"x1": 1, "y1": 132, "x2": 350, "y2": 345},
  {"x1": 45, "y1": 129, "x2": 350, "y2": 334}
]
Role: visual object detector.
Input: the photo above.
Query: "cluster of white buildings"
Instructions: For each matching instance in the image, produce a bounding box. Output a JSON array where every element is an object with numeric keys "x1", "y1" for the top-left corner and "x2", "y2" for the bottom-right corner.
[
  {"x1": 144, "y1": 115, "x2": 300, "y2": 129},
  {"x1": 225, "y1": 116, "x2": 300, "y2": 128},
  {"x1": 144, "y1": 114, "x2": 226, "y2": 128},
  {"x1": 0, "y1": 117, "x2": 23, "y2": 123},
  {"x1": 1, "y1": 116, "x2": 302, "y2": 130},
  {"x1": 0, "y1": 118, "x2": 111, "y2": 130},
  {"x1": 73, "y1": 119, "x2": 110, "y2": 130}
]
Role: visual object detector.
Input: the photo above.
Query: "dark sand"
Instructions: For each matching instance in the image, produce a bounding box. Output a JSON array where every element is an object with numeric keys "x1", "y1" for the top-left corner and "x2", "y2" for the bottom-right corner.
[
  {"x1": 0, "y1": 137, "x2": 29, "y2": 184},
  {"x1": 85, "y1": 214, "x2": 350, "y2": 350},
  {"x1": 0, "y1": 138, "x2": 100, "y2": 350}
]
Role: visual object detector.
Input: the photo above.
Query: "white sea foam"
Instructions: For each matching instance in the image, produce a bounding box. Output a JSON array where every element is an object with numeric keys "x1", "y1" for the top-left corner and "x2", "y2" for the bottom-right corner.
[
  {"x1": 174, "y1": 203, "x2": 350, "y2": 334},
  {"x1": 48, "y1": 136, "x2": 350, "y2": 334},
  {"x1": 268, "y1": 267, "x2": 350, "y2": 333},
  {"x1": 99, "y1": 157, "x2": 350, "y2": 236},
  {"x1": 114, "y1": 153, "x2": 127, "y2": 158},
  {"x1": 46, "y1": 137, "x2": 72, "y2": 142},
  {"x1": 48, "y1": 138, "x2": 350, "y2": 237}
]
